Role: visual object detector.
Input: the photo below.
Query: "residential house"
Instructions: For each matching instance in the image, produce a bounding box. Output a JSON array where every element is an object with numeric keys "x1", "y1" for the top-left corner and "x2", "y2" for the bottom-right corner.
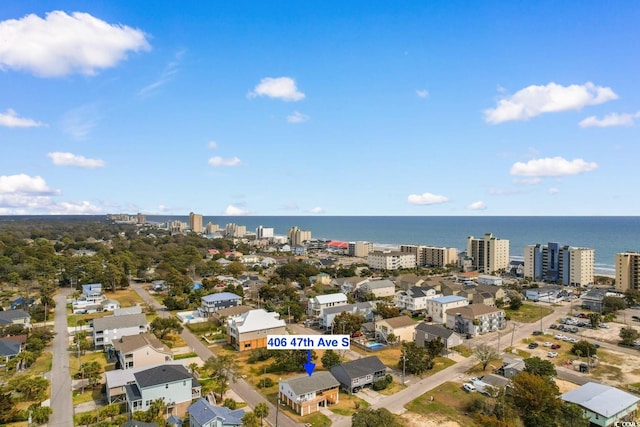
[
  {"x1": 0, "y1": 339, "x2": 21, "y2": 365},
  {"x1": 561, "y1": 382, "x2": 640, "y2": 427},
  {"x1": 357, "y1": 279, "x2": 396, "y2": 299},
  {"x1": 92, "y1": 313, "x2": 148, "y2": 348},
  {"x1": 330, "y1": 356, "x2": 387, "y2": 393},
  {"x1": 414, "y1": 323, "x2": 463, "y2": 355},
  {"x1": 188, "y1": 398, "x2": 245, "y2": 427},
  {"x1": 581, "y1": 288, "x2": 608, "y2": 312},
  {"x1": 332, "y1": 277, "x2": 370, "y2": 295},
  {"x1": 473, "y1": 291, "x2": 496, "y2": 307},
  {"x1": 278, "y1": 371, "x2": 340, "y2": 416},
  {"x1": 426, "y1": 296, "x2": 469, "y2": 323},
  {"x1": 321, "y1": 302, "x2": 374, "y2": 330},
  {"x1": 445, "y1": 304, "x2": 506, "y2": 336},
  {"x1": 394, "y1": 286, "x2": 441, "y2": 314},
  {"x1": 226, "y1": 309, "x2": 286, "y2": 351},
  {"x1": 394, "y1": 274, "x2": 426, "y2": 291},
  {"x1": 474, "y1": 284, "x2": 506, "y2": 303},
  {"x1": 508, "y1": 260, "x2": 524, "y2": 277},
  {"x1": 374, "y1": 316, "x2": 417, "y2": 343},
  {"x1": 114, "y1": 305, "x2": 143, "y2": 316},
  {"x1": 477, "y1": 275, "x2": 503, "y2": 286},
  {"x1": 200, "y1": 293, "x2": 242, "y2": 318},
  {"x1": 112, "y1": 333, "x2": 173, "y2": 370},
  {"x1": 472, "y1": 374, "x2": 510, "y2": 396},
  {"x1": 211, "y1": 306, "x2": 253, "y2": 324},
  {"x1": 307, "y1": 293, "x2": 348, "y2": 317},
  {"x1": 439, "y1": 280, "x2": 477, "y2": 301},
  {"x1": 10, "y1": 297, "x2": 35, "y2": 310},
  {"x1": 151, "y1": 280, "x2": 169, "y2": 292},
  {"x1": 310, "y1": 272, "x2": 332, "y2": 286},
  {"x1": 499, "y1": 356, "x2": 525, "y2": 378},
  {"x1": 0, "y1": 309, "x2": 30, "y2": 327},
  {"x1": 125, "y1": 364, "x2": 201, "y2": 418},
  {"x1": 101, "y1": 299, "x2": 121, "y2": 312},
  {"x1": 106, "y1": 362, "x2": 184, "y2": 403},
  {"x1": 72, "y1": 283, "x2": 106, "y2": 313},
  {"x1": 524, "y1": 285, "x2": 564, "y2": 303}
]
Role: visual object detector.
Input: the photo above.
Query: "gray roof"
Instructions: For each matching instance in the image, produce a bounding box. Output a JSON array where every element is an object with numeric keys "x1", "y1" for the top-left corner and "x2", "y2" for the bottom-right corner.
[
  {"x1": 323, "y1": 302, "x2": 373, "y2": 316},
  {"x1": 202, "y1": 292, "x2": 242, "y2": 303},
  {"x1": 0, "y1": 309, "x2": 30, "y2": 324},
  {"x1": 561, "y1": 382, "x2": 640, "y2": 417},
  {"x1": 330, "y1": 356, "x2": 386, "y2": 381},
  {"x1": 365, "y1": 279, "x2": 395, "y2": 289},
  {"x1": 283, "y1": 371, "x2": 339, "y2": 395},
  {"x1": 93, "y1": 313, "x2": 147, "y2": 331},
  {"x1": 479, "y1": 374, "x2": 510, "y2": 388},
  {"x1": 415, "y1": 323, "x2": 458, "y2": 340},
  {"x1": 0, "y1": 340, "x2": 21, "y2": 357},
  {"x1": 125, "y1": 383, "x2": 142, "y2": 401},
  {"x1": 134, "y1": 364, "x2": 193, "y2": 389},
  {"x1": 122, "y1": 420, "x2": 158, "y2": 427},
  {"x1": 188, "y1": 398, "x2": 245, "y2": 426}
]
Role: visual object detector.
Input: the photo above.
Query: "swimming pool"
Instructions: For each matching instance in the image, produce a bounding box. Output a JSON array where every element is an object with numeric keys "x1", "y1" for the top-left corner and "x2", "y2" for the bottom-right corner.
[{"x1": 366, "y1": 341, "x2": 385, "y2": 350}]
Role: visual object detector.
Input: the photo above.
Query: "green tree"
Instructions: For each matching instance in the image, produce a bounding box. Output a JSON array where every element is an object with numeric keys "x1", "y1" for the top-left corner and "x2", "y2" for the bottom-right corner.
[
  {"x1": 332, "y1": 311, "x2": 365, "y2": 336},
  {"x1": 254, "y1": 402, "x2": 269, "y2": 426},
  {"x1": 375, "y1": 303, "x2": 400, "y2": 319},
  {"x1": 425, "y1": 337, "x2": 445, "y2": 358},
  {"x1": 473, "y1": 344, "x2": 500, "y2": 371},
  {"x1": 150, "y1": 316, "x2": 184, "y2": 339},
  {"x1": 321, "y1": 349, "x2": 341, "y2": 369},
  {"x1": 587, "y1": 312, "x2": 602, "y2": 329},
  {"x1": 559, "y1": 402, "x2": 590, "y2": 427},
  {"x1": 524, "y1": 356, "x2": 557, "y2": 378},
  {"x1": 98, "y1": 403, "x2": 120, "y2": 421},
  {"x1": 507, "y1": 372, "x2": 562, "y2": 427},
  {"x1": 78, "y1": 413, "x2": 95, "y2": 426},
  {"x1": 29, "y1": 405, "x2": 53, "y2": 424},
  {"x1": 352, "y1": 408, "x2": 402, "y2": 427},
  {"x1": 80, "y1": 360, "x2": 102, "y2": 387},
  {"x1": 269, "y1": 350, "x2": 317, "y2": 373},
  {"x1": 0, "y1": 392, "x2": 15, "y2": 423},
  {"x1": 74, "y1": 330, "x2": 92, "y2": 354},
  {"x1": 624, "y1": 289, "x2": 640, "y2": 307},
  {"x1": 400, "y1": 342, "x2": 433, "y2": 375},
  {"x1": 204, "y1": 354, "x2": 239, "y2": 399},
  {"x1": 620, "y1": 327, "x2": 639, "y2": 346},
  {"x1": 602, "y1": 296, "x2": 626, "y2": 314},
  {"x1": 508, "y1": 295, "x2": 523, "y2": 310},
  {"x1": 570, "y1": 340, "x2": 597, "y2": 358},
  {"x1": 242, "y1": 411, "x2": 260, "y2": 427}
]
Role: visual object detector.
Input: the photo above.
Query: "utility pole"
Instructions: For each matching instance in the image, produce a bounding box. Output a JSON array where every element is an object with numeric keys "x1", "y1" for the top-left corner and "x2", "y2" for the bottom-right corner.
[
  {"x1": 276, "y1": 379, "x2": 281, "y2": 427},
  {"x1": 401, "y1": 348, "x2": 406, "y2": 387},
  {"x1": 510, "y1": 322, "x2": 517, "y2": 347}
]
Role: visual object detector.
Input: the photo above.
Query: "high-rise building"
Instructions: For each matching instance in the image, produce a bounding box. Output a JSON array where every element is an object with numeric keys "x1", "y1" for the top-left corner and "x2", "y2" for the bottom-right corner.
[
  {"x1": 399, "y1": 245, "x2": 458, "y2": 267},
  {"x1": 205, "y1": 222, "x2": 219, "y2": 234},
  {"x1": 136, "y1": 213, "x2": 146, "y2": 225},
  {"x1": 189, "y1": 212, "x2": 203, "y2": 233},
  {"x1": 367, "y1": 251, "x2": 416, "y2": 270},
  {"x1": 287, "y1": 226, "x2": 311, "y2": 246},
  {"x1": 225, "y1": 223, "x2": 246, "y2": 238},
  {"x1": 616, "y1": 252, "x2": 640, "y2": 292},
  {"x1": 348, "y1": 241, "x2": 373, "y2": 257},
  {"x1": 466, "y1": 233, "x2": 510, "y2": 274},
  {"x1": 256, "y1": 225, "x2": 274, "y2": 239},
  {"x1": 524, "y1": 243, "x2": 594, "y2": 286}
]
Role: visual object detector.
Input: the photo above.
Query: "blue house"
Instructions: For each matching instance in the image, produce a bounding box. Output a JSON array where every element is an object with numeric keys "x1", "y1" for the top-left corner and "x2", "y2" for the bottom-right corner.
[
  {"x1": 199, "y1": 292, "x2": 242, "y2": 318},
  {"x1": 188, "y1": 398, "x2": 245, "y2": 427}
]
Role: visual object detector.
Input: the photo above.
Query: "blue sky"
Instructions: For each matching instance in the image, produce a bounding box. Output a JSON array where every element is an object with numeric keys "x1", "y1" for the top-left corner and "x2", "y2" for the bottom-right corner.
[{"x1": 1, "y1": 1, "x2": 639, "y2": 216}]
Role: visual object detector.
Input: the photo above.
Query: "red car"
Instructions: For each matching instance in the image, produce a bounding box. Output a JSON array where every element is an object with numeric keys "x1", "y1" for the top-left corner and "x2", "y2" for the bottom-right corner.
[{"x1": 551, "y1": 344, "x2": 561, "y2": 349}]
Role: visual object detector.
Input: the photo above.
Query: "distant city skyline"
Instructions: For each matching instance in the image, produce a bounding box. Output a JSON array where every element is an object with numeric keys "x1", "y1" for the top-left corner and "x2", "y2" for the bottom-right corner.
[{"x1": 1, "y1": 2, "x2": 639, "y2": 216}]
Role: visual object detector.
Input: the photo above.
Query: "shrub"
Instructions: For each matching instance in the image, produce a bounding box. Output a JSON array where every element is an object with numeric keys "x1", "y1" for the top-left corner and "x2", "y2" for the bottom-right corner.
[
  {"x1": 257, "y1": 377, "x2": 274, "y2": 388},
  {"x1": 372, "y1": 378, "x2": 388, "y2": 391}
]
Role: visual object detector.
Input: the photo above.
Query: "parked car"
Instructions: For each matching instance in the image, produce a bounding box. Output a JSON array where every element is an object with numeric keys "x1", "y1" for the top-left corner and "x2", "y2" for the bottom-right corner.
[
  {"x1": 543, "y1": 342, "x2": 553, "y2": 347},
  {"x1": 528, "y1": 342, "x2": 539, "y2": 349},
  {"x1": 555, "y1": 334, "x2": 567, "y2": 340},
  {"x1": 547, "y1": 351, "x2": 558, "y2": 358},
  {"x1": 463, "y1": 383, "x2": 476, "y2": 392},
  {"x1": 599, "y1": 323, "x2": 609, "y2": 328},
  {"x1": 549, "y1": 323, "x2": 558, "y2": 329},
  {"x1": 551, "y1": 344, "x2": 561, "y2": 349},
  {"x1": 532, "y1": 330, "x2": 543, "y2": 336}
]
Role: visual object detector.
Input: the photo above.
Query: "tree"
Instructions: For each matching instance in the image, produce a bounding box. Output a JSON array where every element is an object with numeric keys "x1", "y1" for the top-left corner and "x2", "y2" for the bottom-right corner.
[
  {"x1": 400, "y1": 342, "x2": 433, "y2": 375},
  {"x1": 620, "y1": 326, "x2": 639, "y2": 346},
  {"x1": 150, "y1": 316, "x2": 184, "y2": 339},
  {"x1": 508, "y1": 295, "x2": 523, "y2": 310},
  {"x1": 204, "y1": 354, "x2": 239, "y2": 399},
  {"x1": 270, "y1": 350, "x2": 317, "y2": 373},
  {"x1": 507, "y1": 372, "x2": 562, "y2": 427},
  {"x1": 559, "y1": 402, "x2": 590, "y2": 427},
  {"x1": 0, "y1": 392, "x2": 15, "y2": 423},
  {"x1": 80, "y1": 360, "x2": 102, "y2": 387},
  {"x1": 570, "y1": 340, "x2": 597, "y2": 358},
  {"x1": 321, "y1": 349, "x2": 341, "y2": 369},
  {"x1": 254, "y1": 402, "x2": 269, "y2": 426},
  {"x1": 242, "y1": 411, "x2": 259, "y2": 427},
  {"x1": 602, "y1": 296, "x2": 626, "y2": 314},
  {"x1": 375, "y1": 303, "x2": 400, "y2": 319},
  {"x1": 587, "y1": 312, "x2": 602, "y2": 329},
  {"x1": 29, "y1": 405, "x2": 52, "y2": 424},
  {"x1": 624, "y1": 289, "x2": 640, "y2": 307},
  {"x1": 74, "y1": 330, "x2": 92, "y2": 354},
  {"x1": 352, "y1": 408, "x2": 402, "y2": 427},
  {"x1": 332, "y1": 311, "x2": 365, "y2": 336},
  {"x1": 78, "y1": 413, "x2": 95, "y2": 427},
  {"x1": 425, "y1": 337, "x2": 445, "y2": 358},
  {"x1": 473, "y1": 344, "x2": 500, "y2": 371},
  {"x1": 524, "y1": 356, "x2": 557, "y2": 378}
]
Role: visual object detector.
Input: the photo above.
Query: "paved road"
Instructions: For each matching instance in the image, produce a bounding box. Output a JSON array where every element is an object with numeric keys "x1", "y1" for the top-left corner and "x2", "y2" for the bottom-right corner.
[
  {"x1": 130, "y1": 283, "x2": 301, "y2": 427},
  {"x1": 48, "y1": 288, "x2": 74, "y2": 427}
]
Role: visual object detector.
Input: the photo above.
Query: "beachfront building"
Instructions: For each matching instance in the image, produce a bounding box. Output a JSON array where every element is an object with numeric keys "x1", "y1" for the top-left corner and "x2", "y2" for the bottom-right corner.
[
  {"x1": 348, "y1": 241, "x2": 373, "y2": 257},
  {"x1": 426, "y1": 295, "x2": 469, "y2": 323},
  {"x1": 226, "y1": 309, "x2": 286, "y2": 351},
  {"x1": 466, "y1": 233, "x2": 510, "y2": 274},
  {"x1": 446, "y1": 304, "x2": 506, "y2": 336},
  {"x1": 256, "y1": 225, "x2": 274, "y2": 239},
  {"x1": 616, "y1": 252, "x2": 640, "y2": 292},
  {"x1": 399, "y1": 245, "x2": 458, "y2": 267},
  {"x1": 524, "y1": 242, "x2": 595, "y2": 286},
  {"x1": 189, "y1": 212, "x2": 203, "y2": 233},
  {"x1": 287, "y1": 226, "x2": 311, "y2": 246},
  {"x1": 367, "y1": 251, "x2": 416, "y2": 271}
]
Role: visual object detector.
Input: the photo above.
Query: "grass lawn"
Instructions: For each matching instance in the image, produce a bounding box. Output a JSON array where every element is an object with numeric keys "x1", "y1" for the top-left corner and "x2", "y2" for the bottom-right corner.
[
  {"x1": 29, "y1": 351, "x2": 53, "y2": 376},
  {"x1": 404, "y1": 381, "x2": 478, "y2": 426},
  {"x1": 67, "y1": 311, "x2": 109, "y2": 327},
  {"x1": 161, "y1": 332, "x2": 187, "y2": 348},
  {"x1": 103, "y1": 288, "x2": 144, "y2": 307},
  {"x1": 352, "y1": 345, "x2": 402, "y2": 368},
  {"x1": 505, "y1": 303, "x2": 553, "y2": 323},
  {"x1": 329, "y1": 390, "x2": 370, "y2": 416},
  {"x1": 72, "y1": 386, "x2": 103, "y2": 405},
  {"x1": 452, "y1": 345, "x2": 473, "y2": 357},
  {"x1": 68, "y1": 349, "x2": 109, "y2": 375}
]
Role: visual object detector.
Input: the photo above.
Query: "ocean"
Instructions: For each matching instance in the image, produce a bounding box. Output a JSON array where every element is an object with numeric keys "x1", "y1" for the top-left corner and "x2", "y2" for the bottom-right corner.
[{"x1": 148, "y1": 216, "x2": 640, "y2": 275}]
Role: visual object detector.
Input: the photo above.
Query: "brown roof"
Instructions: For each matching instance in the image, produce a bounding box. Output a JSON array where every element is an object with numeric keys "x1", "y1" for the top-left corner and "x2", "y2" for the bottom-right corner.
[
  {"x1": 448, "y1": 304, "x2": 503, "y2": 318},
  {"x1": 213, "y1": 305, "x2": 253, "y2": 318},
  {"x1": 112, "y1": 333, "x2": 171, "y2": 355},
  {"x1": 380, "y1": 315, "x2": 416, "y2": 329},
  {"x1": 0, "y1": 334, "x2": 27, "y2": 344}
]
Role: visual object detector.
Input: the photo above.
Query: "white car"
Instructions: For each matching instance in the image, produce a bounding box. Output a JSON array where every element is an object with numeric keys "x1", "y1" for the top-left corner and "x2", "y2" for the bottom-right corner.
[
  {"x1": 547, "y1": 351, "x2": 558, "y2": 358},
  {"x1": 463, "y1": 383, "x2": 476, "y2": 392},
  {"x1": 543, "y1": 342, "x2": 553, "y2": 347},
  {"x1": 555, "y1": 334, "x2": 567, "y2": 340}
]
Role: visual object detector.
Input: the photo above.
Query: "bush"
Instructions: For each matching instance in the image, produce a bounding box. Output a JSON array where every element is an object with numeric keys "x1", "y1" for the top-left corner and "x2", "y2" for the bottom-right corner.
[
  {"x1": 385, "y1": 374, "x2": 393, "y2": 385},
  {"x1": 257, "y1": 377, "x2": 274, "y2": 388},
  {"x1": 372, "y1": 378, "x2": 388, "y2": 391},
  {"x1": 223, "y1": 398, "x2": 238, "y2": 409},
  {"x1": 248, "y1": 348, "x2": 273, "y2": 363}
]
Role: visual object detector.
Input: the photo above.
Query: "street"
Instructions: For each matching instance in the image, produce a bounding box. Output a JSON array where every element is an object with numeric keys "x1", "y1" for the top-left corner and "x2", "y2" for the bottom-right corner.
[{"x1": 48, "y1": 288, "x2": 74, "y2": 427}]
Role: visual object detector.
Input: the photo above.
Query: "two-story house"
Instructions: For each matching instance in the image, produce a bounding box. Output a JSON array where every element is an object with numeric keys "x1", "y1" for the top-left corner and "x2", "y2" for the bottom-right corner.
[
  {"x1": 92, "y1": 313, "x2": 148, "y2": 348},
  {"x1": 321, "y1": 302, "x2": 374, "y2": 330},
  {"x1": 0, "y1": 309, "x2": 30, "y2": 327},
  {"x1": 445, "y1": 304, "x2": 506, "y2": 336},
  {"x1": 307, "y1": 293, "x2": 348, "y2": 317},
  {"x1": 374, "y1": 315, "x2": 417, "y2": 343},
  {"x1": 278, "y1": 371, "x2": 340, "y2": 416},
  {"x1": 426, "y1": 296, "x2": 469, "y2": 323},
  {"x1": 112, "y1": 333, "x2": 173, "y2": 370},
  {"x1": 200, "y1": 292, "x2": 242, "y2": 318},
  {"x1": 329, "y1": 356, "x2": 387, "y2": 393},
  {"x1": 72, "y1": 283, "x2": 106, "y2": 313},
  {"x1": 187, "y1": 398, "x2": 245, "y2": 427},
  {"x1": 394, "y1": 286, "x2": 441, "y2": 314},
  {"x1": 226, "y1": 309, "x2": 286, "y2": 351},
  {"x1": 332, "y1": 277, "x2": 370, "y2": 295},
  {"x1": 356, "y1": 279, "x2": 396, "y2": 300},
  {"x1": 414, "y1": 323, "x2": 464, "y2": 355},
  {"x1": 125, "y1": 364, "x2": 201, "y2": 418}
]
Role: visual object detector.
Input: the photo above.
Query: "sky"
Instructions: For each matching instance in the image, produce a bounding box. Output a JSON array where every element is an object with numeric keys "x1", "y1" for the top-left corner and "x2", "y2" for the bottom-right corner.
[{"x1": 1, "y1": 1, "x2": 639, "y2": 216}]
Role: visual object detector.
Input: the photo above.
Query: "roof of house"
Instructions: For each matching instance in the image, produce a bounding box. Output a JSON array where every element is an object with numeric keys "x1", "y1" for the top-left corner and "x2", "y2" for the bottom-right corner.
[
  {"x1": 364, "y1": 279, "x2": 395, "y2": 290},
  {"x1": 323, "y1": 302, "x2": 373, "y2": 316},
  {"x1": 333, "y1": 276, "x2": 368, "y2": 285},
  {"x1": 202, "y1": 292, "x2": 242, "y2": 303},
  {"x1": 395, "y1": 273, "x2": 424, "y2": 285},
  {"x1": 0, "y1": 309, "x2": 30, "y2": 324},
  {"x1": 479, "y1": 374, "x2": 510, "y2": 388},
  {"x1": 449, "y1": 304, "x2": 503, "y2": 318},
  {"x1": 431, "y1": 295, "x2": 468, "y2": 304},
  {"x1": 330, "y1": 356, "x2": 386, "y2": 380},
  {"x1": 0, "y1": 340, "x2": 21, "y2": 357},
  {"x1": 93, "y1": 313, "x2": 147, "y2": 331},
  {"x1": 112, "y1": 333, "x2": 170, "y2": 355},
  {"x1": 313, "y1": 293, "x2": 348, "y2": 304},
  {"x1": 378, "y1": 315, "x2": 416, "y2": 329},
  {"x1": 122, "y1": 419, "x2": 158, "y2": 427},
  {"x1": 0, "y1": 334, "x2": 27, "y2": 344},
  {"x1": 106, "y1": 362, "x2": 188, "y2": 389},
  {"x1": 213, "y1": 305, "x2": 253, "y2": 318},
  {"x1": 415, "y1": 323, "x2": 459, "y2": 339},
  {"x1": 407, "y1": 286, "x2": 436, "y2": 298},
  {"x1": 188, "y1": 398, "x2": 245, "y2": 426},
  {"x1": 134, "y1": 364, "x2": 193, "y2": 389},
  {"x1": 561, "y1": 382, "x2": 640, "y2": 418},
  {"x1": 282, "y1": 371, "x2": 339, "y2": 396},
  {"x1": 231, "y1": 309, "x2": 285, "y2": 333},
  {"x1": 114, "y1": 305, "x2": 143, "y2": 316}
]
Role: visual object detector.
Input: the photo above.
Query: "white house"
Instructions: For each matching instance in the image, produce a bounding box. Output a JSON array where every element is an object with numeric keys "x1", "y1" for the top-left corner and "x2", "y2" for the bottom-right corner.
[
  {"x1": 426, "y1": 295, "x2": 469, "y2": 323},
  {"x1": 394, "y1": 286, "x2": 441, "y2": 313},
  {"x1": 561, "y1": 382, "x2": 640, "y2": 427},
  {"x1": 307, "y1": 293, "x2": 348, "y2": 317},
  {"x1": 477, "y1": 275, "x2": 503, "y2": 286},
  {"x1": 92, "y1": 313, "x2": 148, "y2": 348},
  {"x1": 358, "y1": 279, "x2": 396, "y2": 299}
]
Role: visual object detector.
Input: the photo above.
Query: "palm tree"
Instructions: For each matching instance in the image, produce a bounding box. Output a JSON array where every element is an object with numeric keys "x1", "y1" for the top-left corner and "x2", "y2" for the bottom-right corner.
[{"x1": 254, "y1": 402, "x2": 269, "y2": 426}]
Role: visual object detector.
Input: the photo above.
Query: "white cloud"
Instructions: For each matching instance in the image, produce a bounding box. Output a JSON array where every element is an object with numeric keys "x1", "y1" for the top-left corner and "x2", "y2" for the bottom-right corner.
[
  {"x1": 47, "y1": 152, "x2": 105, "y2": 168},
  {"x1": 307, "y1": 207, "x2": 325, "y2": 214},
  {"x1": 549, "y1": 188, "x2": 560, "y2": 195},
  {"x1": 287, "y1": 111, "x2": 309, "y2": 123},
  {"x1": 416, "y1": 89, "x2": 429, "y2": 98},
  {"x1": 0, "y1": 109, "x2": 45, "y2": 128},
  {"x1": 467, "y1": 201, "x2": 487, "y2": 210},
  {"x1": 0, "y1": 174, "x2": 58, "y2": 194},
  {"x1": 208, "y1": 156, "x2": 243, "y2": 167},
  {"x1": 248, "y1": 77, "x2": 305, "y2": 101},
  {"x1": 137, "y1": 49, "x2": 185, "y2": 97},
  {"x1": 484, "y1": 82, "x2": 618, "y2": 124},
  {"x1": 207, "y1": 140, "x2": 218, "y2": 149},
  {"x1": 62, "y1": 104, "x2": 100, "y2": 140},
  {"x1": 513, "y1": 177, "x2": 542, "y2": 186},
  {"x1": 0, "y1": 11, "x2": 150, "y2": 77},
  {"x1": 223, "y1": 204, "x2": 248, "y2": 215},
  {"x1": 49, "y1": 201, "x2": 102, "y2": 214},
  {"x1": 579, "y1": 112, "x2": 640, "y2": 128},
  {"x1": 407, "y1": 192, "x2": 449, "y2": 205},
  {"x1": 510, "y1": 157, "x2": 598, "y2": 177}
]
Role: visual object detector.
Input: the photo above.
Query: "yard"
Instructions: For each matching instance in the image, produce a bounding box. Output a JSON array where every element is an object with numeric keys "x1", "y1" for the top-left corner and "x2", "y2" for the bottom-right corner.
[
  {"x1": 505, "y1": 303, "x2": 553, "y2": 323},
  {"x1": 103, "y1": 288, "x2": 144, "y2": 307},
  {"x1": 404, "y1": 381, "x2": 478, "y2": 427}
]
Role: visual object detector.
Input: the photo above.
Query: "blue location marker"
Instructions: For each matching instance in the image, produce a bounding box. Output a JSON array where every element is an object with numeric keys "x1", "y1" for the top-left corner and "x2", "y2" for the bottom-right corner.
[{"x1": 303, "y1": 349, "x2": 315, "y2": 376}]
